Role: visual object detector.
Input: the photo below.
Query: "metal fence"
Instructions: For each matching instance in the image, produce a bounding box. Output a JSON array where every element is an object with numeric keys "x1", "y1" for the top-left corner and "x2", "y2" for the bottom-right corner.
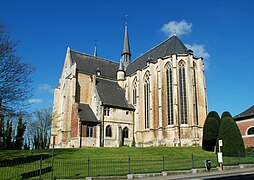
[{"x1": 0, "y1": 152, "x2": 254, "y2": 179}]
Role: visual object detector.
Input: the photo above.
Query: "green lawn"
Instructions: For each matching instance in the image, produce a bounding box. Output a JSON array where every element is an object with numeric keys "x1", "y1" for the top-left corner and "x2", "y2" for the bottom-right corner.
[{"x1": 0, "y1": 147, "x2": 253, "y2": 179}]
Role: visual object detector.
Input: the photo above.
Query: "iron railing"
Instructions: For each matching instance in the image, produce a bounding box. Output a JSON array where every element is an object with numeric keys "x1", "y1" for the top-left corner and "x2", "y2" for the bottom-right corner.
[{"x1": 0, "y1": 152, "x2": 253, "y2": 179}]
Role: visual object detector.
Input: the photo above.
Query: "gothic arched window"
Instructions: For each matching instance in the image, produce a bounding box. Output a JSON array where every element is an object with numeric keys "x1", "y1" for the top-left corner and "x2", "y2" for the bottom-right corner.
[
  {"x1": 132, "y1": 78, "x2": 137, "y2": 105},
  {"x1": 193, "y1": 62, "x2": 198, "y2": 125},
  {"x1": 123, "y1": 127, "x2": 129, "y2": 138},
  {"x1": 247, "y1": 127, "x2": 254, "y2": 135},
  {"x1": 144, "y1": 72, "x2": 150, "y2": 129},
  {"x1": 105, "y1": 125, "x2": 112, "y2": 137},
  {"x1": 166, "y1": 64, "x2": 174, "y2": 125},
  {"x1": 179, "y1": 61, "x2": 188, "y2": 124}
]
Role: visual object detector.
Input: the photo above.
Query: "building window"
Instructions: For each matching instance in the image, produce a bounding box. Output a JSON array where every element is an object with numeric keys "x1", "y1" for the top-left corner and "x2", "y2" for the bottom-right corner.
[
  {"x1": 105, "y1": 125, "x2": 112, "y2": 137},
  {"x1": 247, "y1": 127, "x2": 254, "y2": 135},
  {"x1": 132, "y1": 79, "x2": 137, "y2": 105},
  {"x1": 166, "y1": 64, "x2": 174, "y2": 125},
  {"x1": 86, "y1": 126, "x2": 94, "y2": 137},
  {"x1": 104, "y1": 107, "x2": 110, "y2": 116},
  {"x1": 179, "y1": 61, "x2": 187, "y2": 124},
  {"x1": 144, "y1": 72, "x2": 150, "y2": 129},
  {"x1": 123, "y1": 127, "x2": 129, "y2": 138},
  {"x1": 193, "y1": 63, "x2": 198, "y2": 125}
]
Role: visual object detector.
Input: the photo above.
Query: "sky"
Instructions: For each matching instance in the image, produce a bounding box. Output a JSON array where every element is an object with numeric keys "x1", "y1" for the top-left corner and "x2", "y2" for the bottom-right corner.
[{"x1": 0, "y1": 0, "x2": 253, "y2": 116}]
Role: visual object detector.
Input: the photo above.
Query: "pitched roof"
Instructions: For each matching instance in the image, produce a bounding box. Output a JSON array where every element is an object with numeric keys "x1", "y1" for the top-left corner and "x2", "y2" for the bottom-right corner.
[
  {"x1": 70, "y1": 50, "x2": 119, "y2": 80},
  {"x1": 122, "y1": 25, "x2": 131, "y2": 56},
  {"x1": 78, "y1": 103, "x2": 100, "y2": 123},
  {"x1": 126, "y1": 35, "x2": 189, "y2": 75},
  {"x1": 234, "y1": 105, "x2": 254, "y2": 121},
  {"x1": 96, "y1": 78, "x2": 134, "y2": 110}
]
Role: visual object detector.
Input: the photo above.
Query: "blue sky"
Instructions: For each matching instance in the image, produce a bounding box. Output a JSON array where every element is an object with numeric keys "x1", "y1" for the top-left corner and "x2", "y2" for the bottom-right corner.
[{"x1": 1, "y1": 0, "x2": 253, "y2": 116}]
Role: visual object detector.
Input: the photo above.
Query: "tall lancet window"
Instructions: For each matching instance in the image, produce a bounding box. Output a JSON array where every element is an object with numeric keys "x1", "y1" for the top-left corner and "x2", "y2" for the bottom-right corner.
[
  {"x1": 144, "y1": 72, "x2": 150, "y2": 129},
  {"x1": 179, "y1": 61, "x2": 188, "y2": 124},
  {"x1": 166, "y1": 64, "x2": 174, "y2": 125},
  {"x1": 132, "y1": 78, "x2": 137, "y2": 105},
  {"x1": 192, "y1": 62, "x2": 198, "y2": 125}
]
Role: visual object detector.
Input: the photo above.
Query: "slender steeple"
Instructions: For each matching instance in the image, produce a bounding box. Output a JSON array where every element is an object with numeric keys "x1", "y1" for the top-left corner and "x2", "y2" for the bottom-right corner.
[
  {"x1": 120, "y1": 20, "x2": 131, "y2": 71},
  {"x1": 93, "y1": 45, "x2": 97, "y2": 57},
  {"x1": 93, "y1": 39, "x2": 97, "y2": 57}
]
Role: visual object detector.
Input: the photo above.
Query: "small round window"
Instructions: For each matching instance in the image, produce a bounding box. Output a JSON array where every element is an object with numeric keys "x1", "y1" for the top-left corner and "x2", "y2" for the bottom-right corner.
[{"x1": 247, "y1": 127, "x2": 254, "y2": 135}]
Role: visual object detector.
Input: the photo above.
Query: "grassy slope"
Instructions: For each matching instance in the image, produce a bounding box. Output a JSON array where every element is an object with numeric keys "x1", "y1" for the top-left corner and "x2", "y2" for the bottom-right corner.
[
  {"x1": 0, "y1": 146, "x2": 214, "y2": 162},
  {"x1": 0, "y1": 147, "x2": 253, "y2": 179}
]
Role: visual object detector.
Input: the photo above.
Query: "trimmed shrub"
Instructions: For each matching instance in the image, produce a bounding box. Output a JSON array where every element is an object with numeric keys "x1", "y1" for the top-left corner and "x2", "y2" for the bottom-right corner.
[
  {"x1": 202, "y1": 117, "x2": 220, "y2": 151},
  {"x1": 207, "y1": 111, "x2": 221, "y2": 126},
  {"x1": 221, "y1": 111, "x2": 232, "y2": 120},
  {"x1": 217, "y1": 117, "x2": 245, "y2": 156}
]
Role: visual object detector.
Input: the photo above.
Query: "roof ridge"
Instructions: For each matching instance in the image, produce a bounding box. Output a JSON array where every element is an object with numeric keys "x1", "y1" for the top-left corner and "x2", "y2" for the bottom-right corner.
[
  {"x1": 131, "y1": 35, "x2": 175, "y2": 62},
  {"x1": 70, "y1": 49, "x2": 119, "y2": 65}
]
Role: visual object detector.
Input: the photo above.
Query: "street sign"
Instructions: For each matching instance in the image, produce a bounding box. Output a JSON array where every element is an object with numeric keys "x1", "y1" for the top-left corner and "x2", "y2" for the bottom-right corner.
[
  {"x1": 218, "y1": 152, "x2": 223, "y2": 163},
  {"x1": 219, "y1": 139, "x2": 223, "y2": 147}
]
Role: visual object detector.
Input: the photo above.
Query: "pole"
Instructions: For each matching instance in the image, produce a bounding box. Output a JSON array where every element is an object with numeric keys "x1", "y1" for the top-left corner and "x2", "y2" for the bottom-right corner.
[
  {"x1": 128, "y1": 156, "x2": 131, "y2": 174},
  {"x1": 218, "y1": 140, "x2": 223, "y2": 172},
  {"x1": 51, "y1": 135, "x2": 55, "y2": 180},
  {"x1": 219, "y1": 145, "x2": 222, "y2": 172}
]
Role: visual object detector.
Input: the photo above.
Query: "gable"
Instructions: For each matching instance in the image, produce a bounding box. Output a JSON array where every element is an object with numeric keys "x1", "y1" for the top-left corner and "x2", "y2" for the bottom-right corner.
[
  {"x1": 95, "y1": 78, "x2": 134, "y2": 110},
  {"x1": 126, "y1": 35, "x2": 190, "y2": 76}
]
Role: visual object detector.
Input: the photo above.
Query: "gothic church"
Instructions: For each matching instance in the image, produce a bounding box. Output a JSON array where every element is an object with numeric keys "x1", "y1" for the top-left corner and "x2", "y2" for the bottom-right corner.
[{"x1": 50, "y1": 24, "x2": 207, "y2": 148}]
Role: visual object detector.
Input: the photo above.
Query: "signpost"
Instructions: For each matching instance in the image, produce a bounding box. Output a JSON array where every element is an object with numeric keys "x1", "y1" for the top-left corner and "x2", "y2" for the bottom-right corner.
[{"x1": 218, "y1": 139, "x2": 223, "y2": 172}]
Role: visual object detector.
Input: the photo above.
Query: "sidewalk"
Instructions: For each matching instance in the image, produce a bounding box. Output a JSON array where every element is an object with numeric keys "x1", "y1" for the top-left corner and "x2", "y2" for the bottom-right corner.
[{"x1": 141, "y1": 165, "x2": 254, "y2": 180}]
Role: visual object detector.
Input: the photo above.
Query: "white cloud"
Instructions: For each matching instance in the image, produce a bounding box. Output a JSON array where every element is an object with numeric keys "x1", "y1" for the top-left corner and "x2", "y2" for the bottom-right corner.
[
  {"x1": 185, "y1": 43, "x2": 210, "y2": 69},
  {"x1": 161, "y1": 20, "x2": 192, "y2": 37},
  {"x1": 28, "y1": 99, "x2": 43, "y2": 104},
  {"x1": 39, "y1": 83, "x2": 54, "y2": 94},
  {"x1": 185, "y1": 44, "x2": 210, "y2": 59}
]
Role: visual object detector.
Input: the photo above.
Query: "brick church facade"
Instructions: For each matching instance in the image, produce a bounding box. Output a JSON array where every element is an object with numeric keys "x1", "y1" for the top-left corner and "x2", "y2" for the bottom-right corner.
[
  {"x1": 50, "y1": 24, "x2": 208, "y2": 148},
  {"x1": 234, "y1": 105, "x2": 254, "y2": 148}
]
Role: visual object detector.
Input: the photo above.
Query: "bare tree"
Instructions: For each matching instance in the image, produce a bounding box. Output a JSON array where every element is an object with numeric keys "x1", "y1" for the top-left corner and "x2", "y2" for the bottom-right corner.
[
  {"x1": 0, "y1": 22, "x2": 33, "y2": 114},
  {"x1": 29, "y1": 108, "x2": 52, "y2": 149}
]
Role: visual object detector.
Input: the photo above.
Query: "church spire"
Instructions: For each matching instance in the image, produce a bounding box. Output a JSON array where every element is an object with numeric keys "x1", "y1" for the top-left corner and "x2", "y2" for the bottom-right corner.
[
  {"x1": 120, "y1": 18, "x2": 131, "y2": 71},
  {"x1": 93, "y1": 39, "x2": 97, "y2": 57},
  {"x1": 93, "y1": 45, "x2": 97, "y2": 57}
]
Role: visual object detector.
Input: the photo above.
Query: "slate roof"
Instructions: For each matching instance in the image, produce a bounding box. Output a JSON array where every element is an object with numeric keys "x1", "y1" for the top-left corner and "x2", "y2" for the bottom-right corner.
[
  {"x1": 122, "y1": 25, "x2": 131, "y2": 56},
  {"x1": 96, "y1": 78, "x2": 135, "y2": 110},
  {"x1": 78, "y1": 103, "x2": 100, "y2": 123},
  {"x1": 234, "y1": 105, "x2": 254, "y2": 121},
  {"x1": 70, "y1": 50, "x2": 119, "y2": 80},
  {"x1": 126, "y1": 35, "x2": 190, "y2": 75}
]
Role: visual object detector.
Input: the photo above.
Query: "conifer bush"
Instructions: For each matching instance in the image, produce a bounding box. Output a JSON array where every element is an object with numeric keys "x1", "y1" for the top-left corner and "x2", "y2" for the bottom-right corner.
[
  {"x1": 217, "y1": 117, "x2": 245, "y2": 156},
  {"x1": 221, "y1": 111, "x2": 232, "y2": 120},
  {"x1": 202, "y1": 117, "x2": 220, "y2": 151},
  {"x1": 207, "y1": 111, "x2": 221, "y2": 126}
]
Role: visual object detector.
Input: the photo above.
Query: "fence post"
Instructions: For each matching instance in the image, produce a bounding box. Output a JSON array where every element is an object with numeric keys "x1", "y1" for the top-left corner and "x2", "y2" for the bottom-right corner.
[
  {"x1": 88, "y1": 158, "x2": 90, "y2": 177},
  {"x1": 128, "y1": 156, "x2": 131, "y2": 174},
  {"x1": 238, "y1": 151, "x2": 241, "y2": 165},
  {"x1": 40, "y1": 156, "x2": 42, "y2": 179},
  {"x1": 192, "y1": 154, "x2": 194, "y2": 169},
  {"x1": 162, "y1": 156, "x2": 165, "y2": 171}
]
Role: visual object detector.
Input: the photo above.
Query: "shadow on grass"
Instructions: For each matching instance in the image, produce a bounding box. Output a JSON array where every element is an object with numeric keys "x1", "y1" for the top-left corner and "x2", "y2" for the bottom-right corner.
[{"x1": 0, "y1": 154, "x2": 52, "y2": 167}]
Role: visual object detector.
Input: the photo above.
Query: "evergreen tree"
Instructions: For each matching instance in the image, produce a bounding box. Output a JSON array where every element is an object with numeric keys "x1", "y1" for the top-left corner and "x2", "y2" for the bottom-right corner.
[
  {"x1": 217, "y1": 117, "x2": 245, "y2": 156},
  {"x1": 207, "y1": 111, "x2": 221, "y2": 126},
  {"x1": 14, "y1": 115, "x2": 26, "y2": 150},
  {"x1": 5, "y1": 119, "x2": 13, "y2": 149},
  {"x1": 0, "y1": 113, "x2": 4, "y2": 149},
  {"x1": 221, "y1": 111, "x2": 232, "y2": 120},
  {"x1": 202, "y1": 117, "x2": 220, "y2": 151}
]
